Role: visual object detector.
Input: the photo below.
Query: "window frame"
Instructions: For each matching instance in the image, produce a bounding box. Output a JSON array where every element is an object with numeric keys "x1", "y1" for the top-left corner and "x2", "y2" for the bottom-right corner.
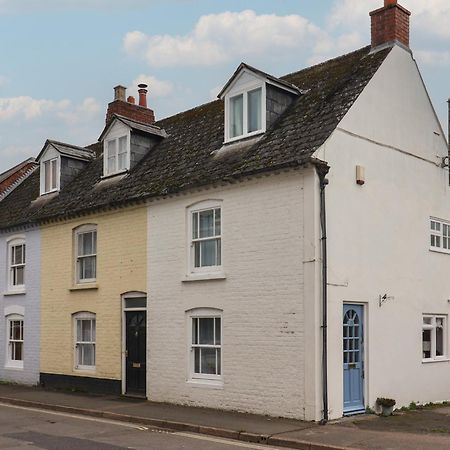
[
  {"x1": 103, "y1": 133, "x2": 130, "y2": 177},
  {"x1": 7, "y1": 237, "x2": 26, "y2": 292},
  {"x1": 224, "y1": 81, "x2": 266, "y2": 143},
  {"x1": 187, "y1": 201, "x2": 223, "y2": 276},
  {"x1": 422, "y1": 314, "x2": 447, "y2": 362},
  {"x1": 73, "y1": 312, "x2": 96, "y2": 371},
  {"x1": 5, "y1": 314, "x2": 24, "y2": 369},
  {"x1": 74, "y1": 225, "x2": 97, "y2": 284},
  {"x1": 187, "y1": 309, "x2": 223, "y2": 384},
  {"x1": 40, "y1": 157, "x2": 60, "y2": 195},
  {"x1": 430, "y1": 217, "x2": 450, "y2": 254}
]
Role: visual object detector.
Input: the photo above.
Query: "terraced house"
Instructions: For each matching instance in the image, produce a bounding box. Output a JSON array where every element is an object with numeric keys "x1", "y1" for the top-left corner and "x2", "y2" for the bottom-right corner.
[{"x1": 0, "y1": 0, "x2": 449, "y2": 422}]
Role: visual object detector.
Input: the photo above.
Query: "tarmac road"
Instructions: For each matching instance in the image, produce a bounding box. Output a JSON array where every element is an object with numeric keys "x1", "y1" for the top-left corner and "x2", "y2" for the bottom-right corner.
[{"x1": 0, "y1": 403, "x2": 284, "y2": 450}]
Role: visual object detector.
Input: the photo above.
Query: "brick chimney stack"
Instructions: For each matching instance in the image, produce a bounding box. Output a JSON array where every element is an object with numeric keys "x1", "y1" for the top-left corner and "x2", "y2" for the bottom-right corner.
[
  {"x1": 370, "y1": 0, "x2": 411, "y2": 49},
  {"x1": 105, "y1": 84, "x2": 155, "y2": 125}
]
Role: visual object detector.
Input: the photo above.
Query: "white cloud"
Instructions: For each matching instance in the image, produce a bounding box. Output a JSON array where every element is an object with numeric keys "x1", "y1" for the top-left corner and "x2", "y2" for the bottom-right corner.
[
  {"x1": 329, "y1": 0, "x2": 450, "y2": 40},
  {"x1": 123, "y1": 10, "x2": 329, "y2": 67},
  {"x1": 416, "y1": 50, "x2": 450, "y2": 66},
  {"x1": 57, "y1": 97, "x2": 102, "y2": 125},
  {"x1": 131, "y1": 75, "x2": 174, "y2": 98}
]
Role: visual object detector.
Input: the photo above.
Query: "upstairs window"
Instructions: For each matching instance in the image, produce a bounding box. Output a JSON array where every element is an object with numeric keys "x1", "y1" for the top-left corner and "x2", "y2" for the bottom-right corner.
[
  {"x1": 190, "y1": 206, "x2": 221, "y2": 271},
  {"x1": 422, "y1": 315, "x2": 447, "y2": 361},
  {"x1": 40, "y1": 157, "x2": 59, "y2": 195},
  {"x1": 227, "y1": 86, "x2": 264, "y2": 142},
  {"x1": 75, "y1": 225, "x2": 97, "y2": 283},
  {"x1": 8, "y1": 239, "x2": 26, "y2": 291},
  {"x1": 430, "y1": 218, "x2": 450, "y2": 253},
  {"x1": 105, "y1": 135, "x2": 128, "y2": 176}
]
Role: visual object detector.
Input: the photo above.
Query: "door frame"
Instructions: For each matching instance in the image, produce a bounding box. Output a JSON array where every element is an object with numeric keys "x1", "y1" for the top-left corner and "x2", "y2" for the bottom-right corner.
[
  {"x1": 121, "y1": 291, "x2": 147, "y2": 397},
  {"x1": 342, "y1": 302, "x2": 368, "y2": 415}
]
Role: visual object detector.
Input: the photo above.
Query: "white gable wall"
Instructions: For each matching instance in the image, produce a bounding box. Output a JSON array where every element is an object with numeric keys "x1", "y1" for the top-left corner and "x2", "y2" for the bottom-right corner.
[{"x1": 314, "y1": 45, "x2": 450, "y2": 418}]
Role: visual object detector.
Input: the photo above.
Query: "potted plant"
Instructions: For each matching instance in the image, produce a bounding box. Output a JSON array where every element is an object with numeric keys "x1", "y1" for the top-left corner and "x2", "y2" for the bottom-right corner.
[{"x1": 376, "y1": 397, "x2": 396, "y2": 417}]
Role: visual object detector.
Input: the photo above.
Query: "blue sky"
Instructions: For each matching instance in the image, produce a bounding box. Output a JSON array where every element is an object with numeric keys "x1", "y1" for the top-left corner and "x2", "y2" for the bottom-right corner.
[{"x1": 0, "y1": 0, "x2": 448, "y2": 172}]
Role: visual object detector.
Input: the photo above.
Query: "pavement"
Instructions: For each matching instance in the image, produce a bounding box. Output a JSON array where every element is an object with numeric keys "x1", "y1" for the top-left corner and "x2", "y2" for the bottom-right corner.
[{"x1": 1, "y1": 384, "x2": 450, "y2": 449}]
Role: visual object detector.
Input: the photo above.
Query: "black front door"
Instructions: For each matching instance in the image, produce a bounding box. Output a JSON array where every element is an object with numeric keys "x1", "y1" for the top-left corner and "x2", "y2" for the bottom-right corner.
[{"x1": 125, "y1": 310, "x2": 146, "y2": 396}]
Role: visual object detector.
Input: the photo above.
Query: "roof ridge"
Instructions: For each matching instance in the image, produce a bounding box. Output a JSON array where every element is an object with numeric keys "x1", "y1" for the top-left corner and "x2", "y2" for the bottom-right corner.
[
  {"x1": 0, "y1": 165, "x2": 37, "y2": 202},
  {"x1": 48, "y1": 139, "x2": 94, "y2": 152},
  {"x1": 0, "y1": 158, "x2": 36, "y2": 182}
]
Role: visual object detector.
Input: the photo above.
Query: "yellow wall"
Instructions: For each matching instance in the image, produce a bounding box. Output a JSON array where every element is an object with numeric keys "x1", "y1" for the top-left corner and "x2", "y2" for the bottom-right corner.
[{"x1": 40, "y1": 205, "x2": 147, "y2": 380}]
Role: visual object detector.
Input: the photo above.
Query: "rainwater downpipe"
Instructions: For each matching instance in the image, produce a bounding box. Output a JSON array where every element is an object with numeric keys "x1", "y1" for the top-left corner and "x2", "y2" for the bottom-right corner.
[{"x1": 319, "y1": 170, "x2": 329, "y2": 425}]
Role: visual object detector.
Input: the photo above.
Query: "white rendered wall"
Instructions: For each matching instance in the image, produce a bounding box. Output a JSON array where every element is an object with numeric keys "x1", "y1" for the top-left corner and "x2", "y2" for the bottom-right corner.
[
  {"x1": 314, "y1": 45, "x2": 450, "y2": 419},
  {"x1": 147, "y1": 170, "x2": 316, "y2": 419}
]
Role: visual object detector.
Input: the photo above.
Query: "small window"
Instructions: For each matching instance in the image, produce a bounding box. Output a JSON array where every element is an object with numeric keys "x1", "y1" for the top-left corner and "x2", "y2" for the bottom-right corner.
[
  {"x1": 42, "y1": 158, "x2": 58, "y2": 194},
  {"x1": 8, "y1": 239, "x2": 25, "y2": 291},
  {"x1": 189, "y1": 313, "x2": 222, "y2": 381},
  {"x1": 191, "y1": 207, "x2": 221, "y2": 271},
  {"x1": 6, "y1": 315, "x2": 24, "y2": 368},
  {"x1": 227, "y1": 86, "x2": 264, "y2": 142},
  {"x1": 104, "y1": 135, "x2": 129, "y2": 176},
  {"x1": 422, "y1": 315, "x2": 447, "y2": 361},
  {"x1": 75, "y1": 226, "x2": 97, "y2": 283},
  {"x1": 74, "y1": 312, "x2": 96, "y2": 370},
  {"x1": 430, "y1": 218, "x2": 450, "y2": 253}
]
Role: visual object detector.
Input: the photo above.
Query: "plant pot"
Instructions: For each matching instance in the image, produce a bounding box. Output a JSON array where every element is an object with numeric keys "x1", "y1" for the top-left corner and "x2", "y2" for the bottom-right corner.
[{"x1": 381, "y1": 405, "x2": 394, "y2": 417}]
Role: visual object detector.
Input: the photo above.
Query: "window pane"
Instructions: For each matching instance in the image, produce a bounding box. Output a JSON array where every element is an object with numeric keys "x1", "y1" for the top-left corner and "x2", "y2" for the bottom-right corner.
[
  {"x1": 81, "y1": 232, "x2": 94, "y2": 255},
  {"x1": 423, "y1": 329, "x2": 431, "y2": 358},
  {"x1": 81, "y1": 320, "x2": 92, "y2": 342},
  {"x1": 216, "y1": 239, "x2": 221, "y2": 266},
  {"x1": 215, "y1": 318, "x2": 221, "y2": 345},
  {"x1": 194, "y1": 348, "x2": 200, "y2": 373},
  {"x1": 118, "y1": 136, "x2": 127, "y2": 154},
  {"x1": 216, "y1": 349, "x2": 221, "y2": 375},
  {"x1": 15, "y1": 267, "x2": 24, "y2": 286},
  {"x1": 192, "y1": 318, "x2": 198, "y2": 345},
  {"x1": 125, "y1": 298, "x2": 147, "y2": 309},
  {"x1": 14, "y1": 245, "x2": 24, "y2": 265},
  {"x1": 200, "y1": 348, "x2": 217, "y2": 374},
  {"x1": 192, "y1": 212, "x2": 198, "y2": 240},
  {"x1": 194, "y1": 242, "x2": 201, "y2": 268},
  {"x1": 200, "y1": 239, "x2": 216, "y2": 267},
  {"x1": 230, "y1": 94, "x2": 243, "y2": 138},
  {"x1": 13, "y1": 342, "x2": 23, "y2": 361},
  {"x1": 199, "y1": 210, "x2": 214, "y2": 238},
  {"x1": 80, "y1": 256, "x2": 96, "y2": 280},
  {"x1": 248, "y1": 88, "x2": 262, "y2": 133},
  {"x1": 51, "y1": 159, "x2": 57, "y2": 190},
  {"x1": 44, "y1": 161, "x2": 51, "y2": 192},
  {"x1": 436, "y1": 236, "x2": 441, "y2": 247},
  {"x1": 81, "y1": 343, "x2": 95, "y2": 366},
  {"x1": 107, "y1": 140, "x2": 117, "y2": 173},
  {"x1": 436, "y1": 325, "x2": 444, "y2": 357},
  {"x1": 77, "y1": 320, "x2": 82, "y2": 341},
  {"x1": 199, "y1": 318, "x2": 214, "y2": 345},
  {"x1": 214, "y1": 209, "x2": 221, "y2": 236}
]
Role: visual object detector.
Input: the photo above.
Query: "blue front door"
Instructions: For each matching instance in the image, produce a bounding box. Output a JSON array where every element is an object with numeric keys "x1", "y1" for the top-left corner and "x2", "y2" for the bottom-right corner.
[{"x1": 343, "y1": 304, "x2": 364, "y2": 414}]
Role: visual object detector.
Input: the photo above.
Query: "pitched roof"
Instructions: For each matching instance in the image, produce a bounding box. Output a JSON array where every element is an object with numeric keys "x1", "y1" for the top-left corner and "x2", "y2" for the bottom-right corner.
[
  {"x1": 0, "y1": 45, "x2": 391, "y2": 230},
  {"x1": 36, "y1": 140, "x2": 95, "y2": 162},
  {"x1": 0, "y1": 158, "x2": 37, "y2": 202}
]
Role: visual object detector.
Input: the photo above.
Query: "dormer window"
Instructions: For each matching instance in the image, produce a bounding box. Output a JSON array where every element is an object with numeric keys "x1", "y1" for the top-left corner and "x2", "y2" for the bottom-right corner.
[
  {"x1": 226, "y1": 85, "x2": 265, "y2": 142},
  {"x1": 105, "y1": 135, "x2": 129, "y2": 176},
  {"x1": 40, "y1": 156, "x2": 60, "y2": 195}
]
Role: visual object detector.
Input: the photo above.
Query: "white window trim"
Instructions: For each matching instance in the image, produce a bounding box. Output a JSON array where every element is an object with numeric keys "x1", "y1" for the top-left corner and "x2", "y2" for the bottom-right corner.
[
  {"x1": 40, "y1": 156, "x2": 60, "y2": 195},
  {"x1": 429, "y1": 217, "x2": 450, "y2": 254},
  {"x1": 5, "y1": 314, "x2": 24, "y2": 369},
  {"x1": 7, "y1": 237, "x2": 26, "y2": 293},
  {"x1": 224, "y1": 80, "x2": 266, "y2": 144},
  {"x1": 103, "y1": 132, "x2": 131, "y2": 177},
  {"x1": 187, "y1": 308, "x2": 223, "y2": 385},
  {"x1": 73, "y1": 312, "x2": 96, "y2": 371},
  {"x1": 422, "y1": 314, "x2": 447, "y2": 362},
  {"x1": 186, "y1": 200, "x2": 224, "y2": 279},
  {"x1": 74, "y1": 224, "x2": 97, "y2": 285}
]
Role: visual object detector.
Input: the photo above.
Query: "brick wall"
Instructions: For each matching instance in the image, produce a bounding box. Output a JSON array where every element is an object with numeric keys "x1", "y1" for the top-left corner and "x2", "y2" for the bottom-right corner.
[{"x1": 105, "y1": 100, "x2": 155, "y2": 125}]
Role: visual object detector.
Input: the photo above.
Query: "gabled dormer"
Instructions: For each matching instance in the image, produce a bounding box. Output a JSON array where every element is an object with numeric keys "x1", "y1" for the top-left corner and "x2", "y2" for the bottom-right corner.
[
  {"x1": 218, "y1": 63, "x2": 301, "y2": 144},
  {"x1": 99, "y1": 115, "x2": 166, "y2": 178},
  {"x1": 36, "y1": 140, "x2": 94, "y2": 196}
]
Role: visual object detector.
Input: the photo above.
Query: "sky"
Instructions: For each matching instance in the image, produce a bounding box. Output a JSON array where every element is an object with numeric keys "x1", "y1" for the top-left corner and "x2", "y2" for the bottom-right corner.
[{"x1": 0, "y1": 0, "x2": 448, "y2": 172}]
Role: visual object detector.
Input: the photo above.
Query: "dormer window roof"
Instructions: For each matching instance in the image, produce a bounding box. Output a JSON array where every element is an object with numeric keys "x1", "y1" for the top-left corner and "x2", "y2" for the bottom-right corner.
[
  {"x1": 36, "y1": 140, "x2": 94, "y2": 196},
  {"x1": 219, "y1": 63, "x2": 301, "y2": 144}
]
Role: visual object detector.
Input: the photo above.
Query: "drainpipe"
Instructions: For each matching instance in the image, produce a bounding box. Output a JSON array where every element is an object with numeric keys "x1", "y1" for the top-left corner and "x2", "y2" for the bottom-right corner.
[{"x1": 316, "y1": 162, "x2": 330, "y2": 425}]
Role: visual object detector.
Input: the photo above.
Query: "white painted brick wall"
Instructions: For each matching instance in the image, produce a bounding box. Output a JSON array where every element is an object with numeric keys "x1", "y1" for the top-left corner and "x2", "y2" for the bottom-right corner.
[{"x1": 147, "y1": 171, "x2": 307, "y2": 419}]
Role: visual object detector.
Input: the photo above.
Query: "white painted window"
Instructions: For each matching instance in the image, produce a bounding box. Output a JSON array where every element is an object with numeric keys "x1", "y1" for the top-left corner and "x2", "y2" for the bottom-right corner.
[
  {"x1": 75, "y1": 225, "x2": 97, "y2": 283},
  {"x1": 104, "y1": 135, "x2": 129, "y2": 176},
  {"x1": 189, "y1": 311, "x2": 222, "y2": 382},
  {"x1": 190, "y1": 205, "x2": 222, "y2": 272},
  {"x1": 40, "y1": 157, "x2": 59, "y2": 195},
  {"x1": 74, "y1": 312, "x2": 96, "y2": 370},
  {"x1": 6, "y1": 315, "x2": 24, "y2": 368},
  {"x1": 430, "y1": 218, "x2": 450, "y2": 253},
  {"x1": 422, "y1": 315, "x2": 447, "y2": 361},
  {"x1": 226, "y1": 84, "x2": 265, "y2": 142},
  {"x1": 8, "y1": 239, "x2": 25, "y2": 291}
]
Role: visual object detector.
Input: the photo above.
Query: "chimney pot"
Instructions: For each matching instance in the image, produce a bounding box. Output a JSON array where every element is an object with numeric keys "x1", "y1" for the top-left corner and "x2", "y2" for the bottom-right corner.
[
  {"x1": 138, "y1": 83, "x2": 148, "y2": 108},
  {"x1": 114, "y1": 85, "x2": 127, "y2": 102},
  {"x1": 127, "y1": 96, "x2": 135, "y2": 104},
  {"x1": 384, "y1": 0, "x2": 397, "y2": 6}
]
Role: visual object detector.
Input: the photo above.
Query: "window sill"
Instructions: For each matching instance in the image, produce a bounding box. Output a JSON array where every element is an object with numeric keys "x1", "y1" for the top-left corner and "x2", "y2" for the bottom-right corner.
[
  {"x1": 187, "y1": 379, "x2": 224, "y2": 389},
  {"x1": 429, "y1": 247, "x2": 450, "y2": 255},
  {"x1": 422, "y1": 358, "x2": 450, "y2": 364},
  {"x1": 224, "y1": 130, "x2": 265, "y2": 145},
  {"x1": 5, "y1": 364, "x2": 23, "y2": 371},
  {"x1": 3, "y1": 289, "x2": 26, "y2": 296},
  {"x1": 100, "y1": 170, "x2": 128, "y2": 180},
  {"x1": 69, "y1": 283, "x2": 98, "y2": 291},
  {"x1": 182, "y1": 272, "x2": 227, "y2": 282},
  {"x1": 74, "y1": 368, "x2": 96, "y2": 374}
]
